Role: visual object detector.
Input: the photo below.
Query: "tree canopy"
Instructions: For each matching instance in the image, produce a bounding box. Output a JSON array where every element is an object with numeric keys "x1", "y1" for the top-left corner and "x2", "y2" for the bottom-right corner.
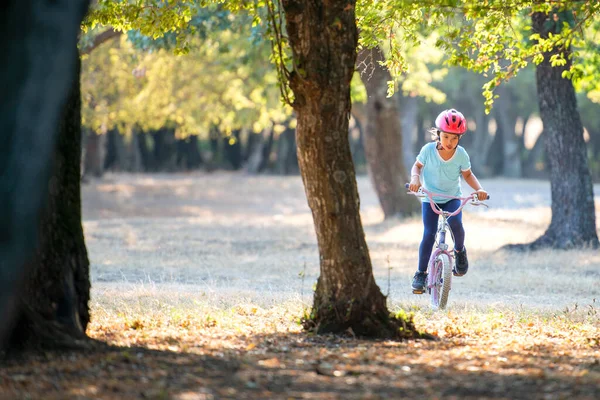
[{"x1": 356, "y1": 0, "x2": 600, "y2": 110}]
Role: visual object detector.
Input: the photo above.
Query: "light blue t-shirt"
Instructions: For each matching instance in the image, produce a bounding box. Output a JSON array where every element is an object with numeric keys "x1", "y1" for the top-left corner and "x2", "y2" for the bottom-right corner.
[{"x1": 416, "y1": 142, "x2": 471, "y2": 203}]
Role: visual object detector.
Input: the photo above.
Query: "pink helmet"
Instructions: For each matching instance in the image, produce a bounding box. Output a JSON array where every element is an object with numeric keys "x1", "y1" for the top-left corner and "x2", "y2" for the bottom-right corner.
[{"x1": 435, "y1": 109, "x2": 467, "y2": 135}]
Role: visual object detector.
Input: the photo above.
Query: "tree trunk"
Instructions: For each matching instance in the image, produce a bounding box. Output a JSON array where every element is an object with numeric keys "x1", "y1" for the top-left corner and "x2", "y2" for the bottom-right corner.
[
  {"x1": 152, "y1": 128, "x2": 178, "y2": 172},
  {"x1": 356, "y1": 46, "x2": 417, "y2": 218},
  {"x1": 206, "y1": 125, "x2": 222, "y2": 171},
  {"x1": 104, "y1": 128, "x2": 124, "y2": 171},
  {"x1": 223, "y1": 129, "x2": 243, "y2": 170},
  {"x1": 0, "y1": 0, "x2": 90, "y2": 349},
  {"x1": 471, "y1": 108, "x2": 492, "y2": 176},
  {"x1": 245, "y1": 126, "x2": 275, "y2": 174},
  {"x1": 399, "y1": 94, "x2": 419, "y2": 173},
  {"x1": 125, "y1": 130, "x2": 144, "y2": 172},
  {"x1": 494, "y1": 85, "x2": 522, "y2": 178},
  {"x1": 348, "y1": 115, "x2": 366, "y2": 172},
  {"x1": 83, "y1": 129, "x2": 106, "y2": 178},
  {"x1": 175, "y1": 135, "x2": 203, "y2": 170},
  {"x1": 8, "y1": 51, "x2": 92, "y2": 351},
  {"x1": 415, "y1": 113, "x2": 426, "y2": 151},
  {"x1": 513, "y1": 12, "x2": 599, "y2": 249},
  {"x1": 276, "y1": 126, "x2": 299, "y2": 175},
  {"x1": 282, "y1": 0, "x2": 418, "y2": 339},
  {"x1": 486, "y1": 123, "x2": 504, "y2": 176},
  {"x1": 137, "y1": 131, "x2": 153, "y2": 171},
  {"x1": 523, "y1": 130, "x2": 547, "y2": 179},
  {"x1": 518, "y1": 114, "x2": 530, "y2": 174}
]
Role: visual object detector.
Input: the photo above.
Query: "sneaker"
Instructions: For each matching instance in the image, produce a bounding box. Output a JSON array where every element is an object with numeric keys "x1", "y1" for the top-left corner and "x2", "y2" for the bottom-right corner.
[
  {"x1": 411, "y1": 271, "x2": 427, "y2": 294},
  {"x1": 453, "y1": 247, "x2": 469, "y2": 276}
]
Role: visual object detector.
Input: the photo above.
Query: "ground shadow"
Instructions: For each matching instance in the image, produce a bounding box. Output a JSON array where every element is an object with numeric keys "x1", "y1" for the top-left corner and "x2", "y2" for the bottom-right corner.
[{"x1": 2, "y1": 331, "x2": 597, "y2": 399}]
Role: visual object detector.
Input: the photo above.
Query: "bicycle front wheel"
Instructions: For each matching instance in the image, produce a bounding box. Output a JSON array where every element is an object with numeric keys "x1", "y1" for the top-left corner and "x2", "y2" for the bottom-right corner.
[{"x1": 429, "y1": 253, "x2": 452, "y2": 310}]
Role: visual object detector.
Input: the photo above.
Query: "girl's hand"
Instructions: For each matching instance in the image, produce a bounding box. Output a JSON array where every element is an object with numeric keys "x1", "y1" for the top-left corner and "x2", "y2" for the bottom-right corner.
[
  {"x1": 409, "y1": 177, "x2": 421, "y2": 192},
  {"x1": 474, "y1": 189, "x2": 488, "y2": 201}
]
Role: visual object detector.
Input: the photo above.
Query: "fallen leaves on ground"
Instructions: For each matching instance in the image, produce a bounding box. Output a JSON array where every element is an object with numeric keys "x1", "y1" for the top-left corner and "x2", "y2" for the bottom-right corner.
[{"x1": 1, "y1": 306, "x2": 599, "y2": 399}]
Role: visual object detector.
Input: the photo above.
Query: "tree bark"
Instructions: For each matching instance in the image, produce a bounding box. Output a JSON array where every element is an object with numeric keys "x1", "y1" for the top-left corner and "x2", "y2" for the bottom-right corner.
[
  {"x1": 9, "y1": 55, "x2": 91, "y2": 351},
  {"x1": 281, "y1": 0, "x2": 419, "y2": 339},
  {"x1": 356, "y1": 46, "x2": 417, "y2": 218},
  {"x1": 0, "y1": 0, "x2": 90, "y2": 349},
  {"x1": 509, "y1": 12, "x2": 599, "y2": 250},
  {"x1": 79, "y1": 28, "x2": 122, "y2": 56}
]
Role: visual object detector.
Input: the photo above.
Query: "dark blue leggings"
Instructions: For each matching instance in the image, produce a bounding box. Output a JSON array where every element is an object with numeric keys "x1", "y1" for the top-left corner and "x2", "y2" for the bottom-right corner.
[{"x1": 418, "y1": 199, "x2": 465, "y2": 272}]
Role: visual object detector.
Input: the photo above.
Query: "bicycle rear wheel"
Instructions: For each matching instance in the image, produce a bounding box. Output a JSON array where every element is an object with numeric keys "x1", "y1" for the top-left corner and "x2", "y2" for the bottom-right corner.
[{"x1": 429, "y1": 253, "x2": 452, "y2": 309}]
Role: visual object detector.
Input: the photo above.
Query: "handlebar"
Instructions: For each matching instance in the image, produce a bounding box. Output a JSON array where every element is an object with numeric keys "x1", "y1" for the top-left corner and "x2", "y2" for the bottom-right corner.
[
  {"x1": 404, "y1": 183, "x2": 490, "y2": 200},
  {"x1": 405, "y1": 183, "x2": 490, "y2": 216}
]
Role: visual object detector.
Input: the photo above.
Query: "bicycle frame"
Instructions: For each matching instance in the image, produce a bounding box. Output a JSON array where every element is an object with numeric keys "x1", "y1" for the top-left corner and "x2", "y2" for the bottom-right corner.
[
  {"x1": 406, "y1": 184, "x2": 488, "y2": 308},
  {"x1": 424, "y1": 190, "x2": 476, "y2": 272}
]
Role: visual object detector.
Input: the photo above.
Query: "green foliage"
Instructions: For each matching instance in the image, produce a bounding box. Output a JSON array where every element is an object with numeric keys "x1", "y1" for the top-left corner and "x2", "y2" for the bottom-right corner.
[
  {"x1": 82, "y1": 0, "x2": 600, "y2": 127},
  {"x1": 419, "y1": 1, "x2": 600, "y2": 111},
  {"x1": 356, "y1": 1, "x2": 447, "y2": 103},
  {"x1": 84, "y1": 0, "x2": 200, "y2": 54},
  {"x1": 81, "y1": 1, "x2": 294, "y2": 137},
  {"x1": 353, "y1": 1, "x2": 600, "y2": 111},
  {"x1": 82, "y1": 22, "x2": 290, "y2": 138}
]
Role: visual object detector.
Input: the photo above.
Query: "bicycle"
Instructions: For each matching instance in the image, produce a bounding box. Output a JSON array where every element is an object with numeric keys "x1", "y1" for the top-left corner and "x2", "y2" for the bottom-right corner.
[{"x1": 405, "y1": 184, "x2": 489, "y2": 309}]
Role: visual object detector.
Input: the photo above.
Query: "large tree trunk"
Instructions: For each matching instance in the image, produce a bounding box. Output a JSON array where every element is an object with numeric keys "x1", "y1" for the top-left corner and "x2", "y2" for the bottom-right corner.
[
  {"x1": 9, "y1": 55, "x2": 91, "y2": 351},
  {"x1": 513, "y1": 12, "x2": 599, "y2": 250},
  {"x1": 0, "y1": 0, "x2": 90, "y2": 350},
  {"x1": 282, "y1": 0, "x2": 417, "y2": 338},
  {"x1": 356, "y1": 46, "x2": 417, "y2": 218}
]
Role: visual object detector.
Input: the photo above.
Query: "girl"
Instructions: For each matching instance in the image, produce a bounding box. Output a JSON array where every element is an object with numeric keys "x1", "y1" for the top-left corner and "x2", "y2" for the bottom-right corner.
[{"x1": 408, "y1": 109, "x2": 488, "y2": 294}]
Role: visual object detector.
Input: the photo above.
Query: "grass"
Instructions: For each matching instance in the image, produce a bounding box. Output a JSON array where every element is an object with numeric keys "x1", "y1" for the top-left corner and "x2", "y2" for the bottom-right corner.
[
  {"x1": 3, "y1": 173, "x2": 599, "y2": 399},
  {"x1": 87, "y1": 282, "x2": 600, "y2": 356}
]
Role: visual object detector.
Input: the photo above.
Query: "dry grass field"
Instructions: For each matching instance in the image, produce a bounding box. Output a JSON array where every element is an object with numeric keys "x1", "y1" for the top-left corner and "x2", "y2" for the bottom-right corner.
[{"x1": 1, "y1": 172, "x2": 598, "y2": 399}]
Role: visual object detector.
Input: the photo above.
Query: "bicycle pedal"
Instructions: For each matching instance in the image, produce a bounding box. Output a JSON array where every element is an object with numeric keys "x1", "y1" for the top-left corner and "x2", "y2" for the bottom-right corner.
[{"x1": 412, "y1": 289, "x2": 425, "y2": 295}]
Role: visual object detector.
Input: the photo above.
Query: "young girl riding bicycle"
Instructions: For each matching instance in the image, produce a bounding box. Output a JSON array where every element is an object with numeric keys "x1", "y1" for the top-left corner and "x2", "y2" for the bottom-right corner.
[{"x1": 408, "y1": 109, "x2": 489, "y2": 293}]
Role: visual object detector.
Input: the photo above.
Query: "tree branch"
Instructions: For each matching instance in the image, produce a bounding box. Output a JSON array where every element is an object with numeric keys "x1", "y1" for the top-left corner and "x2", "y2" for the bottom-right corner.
[{"x1": 80, "y1": 28, "x2": 122, "y2": 56}]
